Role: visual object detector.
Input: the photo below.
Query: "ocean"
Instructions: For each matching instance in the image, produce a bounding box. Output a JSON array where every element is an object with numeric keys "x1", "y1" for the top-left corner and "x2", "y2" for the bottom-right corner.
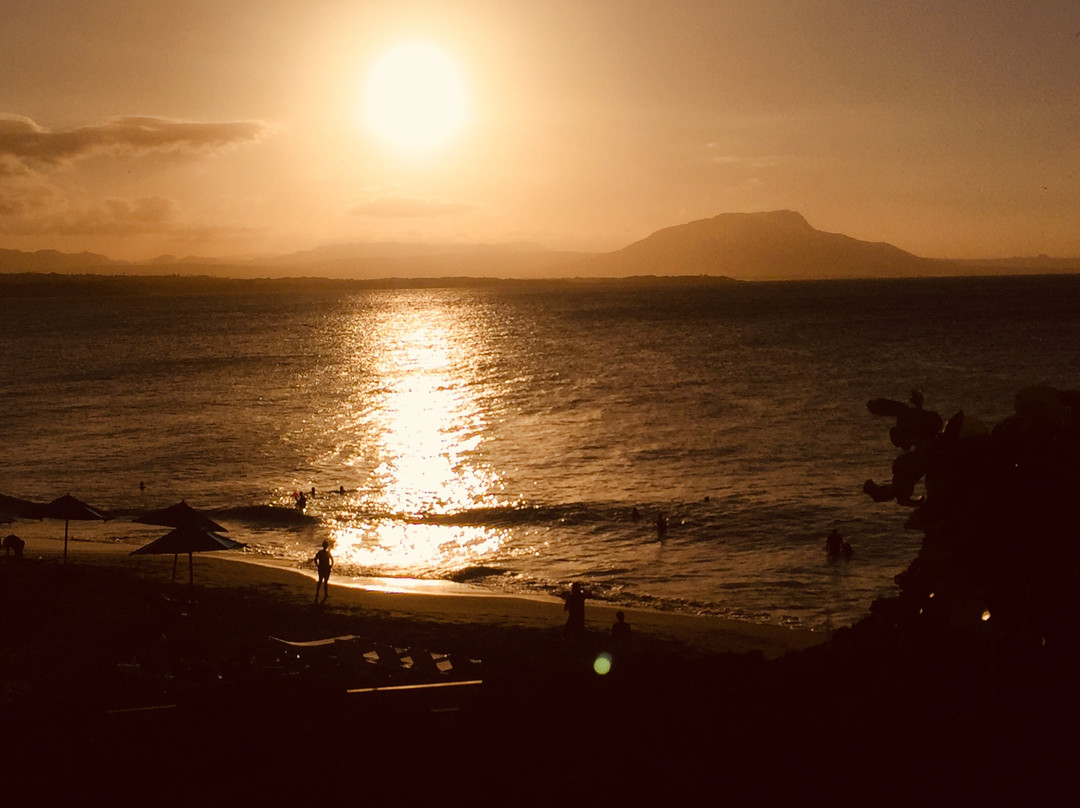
[{"x1": 3, "y1": 274, "x2": 1079, "y2": 631}]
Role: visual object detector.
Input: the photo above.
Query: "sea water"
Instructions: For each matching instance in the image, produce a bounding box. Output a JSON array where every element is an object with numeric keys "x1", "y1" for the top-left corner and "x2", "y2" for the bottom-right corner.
[{"x1": 2, "y1": 274, "x2": 1079, "y2": 630}]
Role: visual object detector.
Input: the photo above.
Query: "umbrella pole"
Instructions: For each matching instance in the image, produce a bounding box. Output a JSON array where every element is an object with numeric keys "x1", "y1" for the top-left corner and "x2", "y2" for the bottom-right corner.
[
  {"x1": 172, "y1": 553, "x2": 178, "y2": 581},
  {"x1": 188, "y1": 552, "x2": 194, "y2": 589},
  {"x1": 63, "y1": 520, "x2": 69, "y2": 565}
]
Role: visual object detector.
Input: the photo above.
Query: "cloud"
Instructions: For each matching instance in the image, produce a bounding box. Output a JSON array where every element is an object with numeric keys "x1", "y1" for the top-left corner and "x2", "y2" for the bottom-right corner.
[
  {"x1": 0, "y1": 196, "x2": 179, "y2": 236},
  {"x1": 0, "y1": 115, "x2": 271, "y2": 241},
  {"x1": 349, "y1": 194, "x2": 476, "y2": 219},
  {"x1": 0, "y1": 114, "x2": 271, "y2": 166},
  {"x1": 0, "y1": 154, "x2": 31, "y2": 177},
  {"x1": 0, "y1": 184, "x2": 56, "y2": 217},
  {"x1": 0, "y1": 158, "x2": 60, "y2": 216},
  {"x1": 0, "y1": 192, "x2": 261, "y2": 250}
]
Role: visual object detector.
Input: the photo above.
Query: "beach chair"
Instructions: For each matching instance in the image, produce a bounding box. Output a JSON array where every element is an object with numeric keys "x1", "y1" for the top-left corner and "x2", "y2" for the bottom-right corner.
[
  {"x1": 370, "y1": 642, "x2": 416, "y2": 684},
  {"x1": 406, "y1": 647, "x2": 444, "y2": 678}
]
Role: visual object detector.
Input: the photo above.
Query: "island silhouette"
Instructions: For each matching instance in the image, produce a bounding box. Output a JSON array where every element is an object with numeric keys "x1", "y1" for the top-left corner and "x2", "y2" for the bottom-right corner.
[{"x1": 3, "y1": 209, "x2": 1078, "y2": 283}]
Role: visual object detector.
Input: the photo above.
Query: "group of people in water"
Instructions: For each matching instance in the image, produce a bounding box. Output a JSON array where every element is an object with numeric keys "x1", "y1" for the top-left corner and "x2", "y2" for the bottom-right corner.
[
  {"x1": 632, "y1": 503, "x2": 854, "y2": 561},
  {"x1": 294, "y1": 485, "x2": 349, "y2": 513},
  {"x1": 630, "y1": 505, "x2": 670, "y2": 539}
]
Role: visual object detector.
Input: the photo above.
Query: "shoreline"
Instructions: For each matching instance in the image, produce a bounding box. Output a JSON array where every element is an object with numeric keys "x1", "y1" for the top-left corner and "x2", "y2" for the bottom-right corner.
[
  {"x1": 19, "y1": 535, "x2": 826, "y2": 659},
  {"x1": 6, "y1": 512, "x2": 855, "y2": 632}
]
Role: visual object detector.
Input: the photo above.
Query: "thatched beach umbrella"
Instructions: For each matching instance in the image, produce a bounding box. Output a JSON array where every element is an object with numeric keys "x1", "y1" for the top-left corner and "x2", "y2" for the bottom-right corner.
[
  {"x1": 134, "y1": 500, "x2": 227, "y2": 534},
  {"x1": 131, "y1": 524, "x2": 245, "y2": 587},
  {"x1": 133, "y1": 501, "x2": 230, "y2": 582},
  {"x1": 29, "y1": 494, "x2": 109, "y2": 564}
]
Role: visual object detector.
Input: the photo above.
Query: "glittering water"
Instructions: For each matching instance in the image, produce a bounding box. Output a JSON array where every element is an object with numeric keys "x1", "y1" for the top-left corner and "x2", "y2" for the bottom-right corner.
[{"x1": 3, "y1": 275, "x2": 1079, "y2": 630}]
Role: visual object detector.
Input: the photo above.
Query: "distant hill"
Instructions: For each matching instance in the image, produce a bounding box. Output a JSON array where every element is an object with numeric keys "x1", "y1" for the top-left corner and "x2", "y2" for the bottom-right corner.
[
  {"x1": 949, "y1": 255, "x2": 1080, "y2": 274},
  {"x1": 0, "y1": 248, "x2": 122, "y2": 273},
  {"x1": 572, "y1": 210, "x2": 949, "y2": 280},
  {"x1": 0, "y1": 242, "x2": 589, "y2": 280},
  {"x1": 255, "y1": 241, "x2": 590, "y2": 279},
  {"x1": 3, "y1": 211, "x2": 1078, "y2": 281}
]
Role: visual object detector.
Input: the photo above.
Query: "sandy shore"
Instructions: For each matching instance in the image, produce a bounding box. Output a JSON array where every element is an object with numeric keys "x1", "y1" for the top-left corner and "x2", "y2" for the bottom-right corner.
[{"x1": 9, "y1": 536, "x2": 825, "y2": 655}]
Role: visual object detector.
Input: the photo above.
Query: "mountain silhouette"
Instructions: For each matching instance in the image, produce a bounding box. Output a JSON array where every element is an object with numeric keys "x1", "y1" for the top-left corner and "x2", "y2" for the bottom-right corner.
[
  {"x1": 0, "y1": 248, "x2": 121, "y2": 273},
  {"x1": 573, "y1": 210, "x2": 943, "y2": 280},
  {"x1": 3, "y1": 211, "x2": 1077, "y2": 280}
]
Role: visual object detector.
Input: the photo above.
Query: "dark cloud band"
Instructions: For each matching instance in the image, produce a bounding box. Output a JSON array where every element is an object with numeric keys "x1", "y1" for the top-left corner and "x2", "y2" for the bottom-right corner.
[{"x1": 0, "y1": 115, "x2": 270, "y2": 164}]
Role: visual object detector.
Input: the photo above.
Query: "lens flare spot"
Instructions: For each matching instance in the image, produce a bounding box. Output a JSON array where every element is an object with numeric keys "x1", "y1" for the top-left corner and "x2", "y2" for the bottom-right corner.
[
  {"x1": 593, "y1": 652, "x2": 613, "y2": 676},
  {"x1": 981, "y1": 609, "x2": 991, "y2": 622}
]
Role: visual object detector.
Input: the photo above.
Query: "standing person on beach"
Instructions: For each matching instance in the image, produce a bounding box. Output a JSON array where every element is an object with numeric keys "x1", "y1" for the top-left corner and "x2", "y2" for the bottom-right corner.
[
  {"x1": 564, "y1": 582, "x2": 587, "y2": 637},
  {"x1": 611, "y1": 610, "x2": 631, "y2": 646},
  {"x1": 314, "y1": 541, "x2": 333, "y2": 603}
]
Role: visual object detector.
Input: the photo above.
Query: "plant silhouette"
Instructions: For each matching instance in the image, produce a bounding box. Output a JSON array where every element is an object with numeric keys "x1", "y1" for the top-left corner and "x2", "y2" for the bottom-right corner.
[{"x1": 863, "y1": 386, "x2": 1080, "y2": 656}]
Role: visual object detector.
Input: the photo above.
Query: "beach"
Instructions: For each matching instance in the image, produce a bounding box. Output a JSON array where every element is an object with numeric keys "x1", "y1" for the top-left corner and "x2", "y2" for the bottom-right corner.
[
  {"x1": 5, "y1": 535, "x2": 824, "y2": 653},
  {"x1": 2, "y1": 537, "x2": 823, "y2": 714},
  {"x1": 2, "y1": 537, "x2": 826, "y2": 797},
  {"x1": 5, "y1": 536, "x2": 1075, "y2": 803}
]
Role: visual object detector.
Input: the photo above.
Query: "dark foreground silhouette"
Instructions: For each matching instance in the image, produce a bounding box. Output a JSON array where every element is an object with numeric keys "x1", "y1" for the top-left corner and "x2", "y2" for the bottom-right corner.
[
  {"x1": 2, "y1": 558, "x2": 1074, "y2": 803},
  {"x1": 862, "y1": 386, "x2": 1080, "y2": 654}
]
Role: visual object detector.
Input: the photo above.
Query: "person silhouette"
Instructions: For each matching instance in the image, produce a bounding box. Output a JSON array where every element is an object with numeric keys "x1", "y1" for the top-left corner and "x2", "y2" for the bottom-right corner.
[
  {"x1": 611, "y1": 610, "x2": 631, "y2": 645},
  {"x1": 564, "y1": 582, "x2": 587, "y2": 637},
  {"x1": 656, "y1": 512, "x2": 668, "y2": 539},
  {"x1": 3, "y1": 534, "x2": 24, "y2": 560},
  {"x1": 826, "y1": 529, "x2": 844, "y2": 559},
  {"x1": 826, "y1": 529, "x2": 853, "y2": 560},
  {"x1": 314, "y1": 541, "x2": 333, "y2": 603}
]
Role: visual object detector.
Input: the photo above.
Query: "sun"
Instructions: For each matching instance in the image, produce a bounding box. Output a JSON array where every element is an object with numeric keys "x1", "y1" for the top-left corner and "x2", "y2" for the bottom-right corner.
[{"x1": 363, "y1": 42, "x2": 467, "y2": 150}]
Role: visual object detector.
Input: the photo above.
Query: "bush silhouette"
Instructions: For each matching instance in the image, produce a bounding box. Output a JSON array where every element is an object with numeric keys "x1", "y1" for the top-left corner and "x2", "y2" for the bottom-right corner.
[{"x1": 863, "y1": 386, "x2": 1080, "y2": 655}]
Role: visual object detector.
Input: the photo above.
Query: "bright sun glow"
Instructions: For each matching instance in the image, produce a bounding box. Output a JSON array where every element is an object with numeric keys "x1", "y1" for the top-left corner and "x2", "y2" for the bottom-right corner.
[{"x1": 364, "y1": 42, "x2": 466, "y2": 150}]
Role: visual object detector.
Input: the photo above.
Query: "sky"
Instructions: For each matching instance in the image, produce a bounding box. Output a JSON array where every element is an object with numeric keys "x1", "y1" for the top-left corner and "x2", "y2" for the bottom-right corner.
[{"x1": 1, "y1": 1, "x2": 1078, "y2": 262}]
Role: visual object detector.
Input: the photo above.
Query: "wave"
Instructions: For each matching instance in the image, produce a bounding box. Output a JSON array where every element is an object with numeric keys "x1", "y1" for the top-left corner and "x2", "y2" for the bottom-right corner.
[
  {"x1": 173, "y1": 497, "x2": 812, "y2": 542},
  {"x1": 441, "y1": 565, "x2": 511, "y2": 583},
  {"x1": 107, "y1": 495, "x2": 851, "y2": 556},
  {"x1": 218, "y1": 505, "x2": 319, "y2": 528},
  {"x1": 414, "y1": 502, "x2": 620, "y2": 528},
  {"x1": 412, "y1": 499, "x2": 720, "y2": 529}
]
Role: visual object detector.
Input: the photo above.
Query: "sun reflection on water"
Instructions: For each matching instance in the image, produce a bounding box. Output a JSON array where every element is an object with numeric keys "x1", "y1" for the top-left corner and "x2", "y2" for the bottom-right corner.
[
  {"x1": 327, "y1": 293, "x2": 508, "y2": 573},
  {"x1": 332, "y1": 522, "x2": 507, "y2": 577}
]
